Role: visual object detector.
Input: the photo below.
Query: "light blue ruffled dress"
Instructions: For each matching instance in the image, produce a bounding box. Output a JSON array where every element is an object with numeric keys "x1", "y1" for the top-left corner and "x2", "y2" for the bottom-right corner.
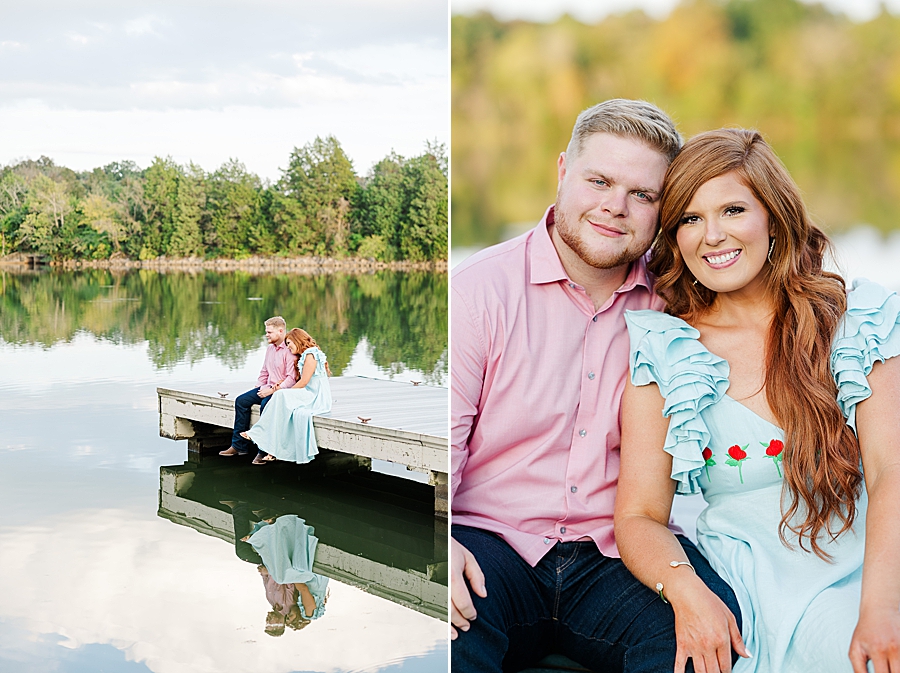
[
  {"x1": 625, "y1": 279, "x2": 900, "y2": 673},
  {"x1": 246, "y1": 346, "x2": 332, "y2": 464},
  {"x1": 248, "y1": 515, "x2": 329, "y2": 620}
]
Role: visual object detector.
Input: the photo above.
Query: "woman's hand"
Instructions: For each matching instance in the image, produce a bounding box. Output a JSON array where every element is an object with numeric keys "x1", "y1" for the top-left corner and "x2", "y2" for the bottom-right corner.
[
  {"x1": 850, "y1": 605, "x2": 900, "y2": 673},
  {"x1": 669, "y1": 578, "x2": 749, "y2": 673}
]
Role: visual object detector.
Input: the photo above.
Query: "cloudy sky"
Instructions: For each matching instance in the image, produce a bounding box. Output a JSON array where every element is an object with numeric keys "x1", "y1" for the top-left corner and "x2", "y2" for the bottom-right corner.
[
  {"x1": 0, "y1": 0, "x2": 448, "y2": 180},
  {"x1": 451, "y1": 0, "x2": 900, "y2": 25}
]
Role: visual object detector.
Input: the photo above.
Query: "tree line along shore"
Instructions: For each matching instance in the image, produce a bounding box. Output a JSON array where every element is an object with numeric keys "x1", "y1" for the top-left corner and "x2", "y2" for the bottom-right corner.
[{"x1": 0, "y1": 135, "x2": 448, "y2": 264}]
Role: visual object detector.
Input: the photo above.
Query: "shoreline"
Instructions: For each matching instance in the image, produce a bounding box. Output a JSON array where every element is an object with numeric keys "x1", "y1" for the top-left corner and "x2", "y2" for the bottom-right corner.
[{"x1": 0, "y1": 253, "x2": 447, "y2": 274}]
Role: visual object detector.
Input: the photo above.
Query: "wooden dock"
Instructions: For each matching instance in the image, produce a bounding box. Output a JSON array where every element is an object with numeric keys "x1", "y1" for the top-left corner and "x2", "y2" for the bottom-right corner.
[{"x1": 157, "y1": 376, "x2": 448, "y2": 517}]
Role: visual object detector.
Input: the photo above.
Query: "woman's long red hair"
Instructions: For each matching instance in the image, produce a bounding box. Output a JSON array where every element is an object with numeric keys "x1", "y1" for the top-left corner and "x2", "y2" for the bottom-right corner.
[
  {"x1": 651, "y1": 128, "x2": 861, "y2": 558},
  {"x1": 285, "y1": 328, "x2": 331, "y2": 378}
]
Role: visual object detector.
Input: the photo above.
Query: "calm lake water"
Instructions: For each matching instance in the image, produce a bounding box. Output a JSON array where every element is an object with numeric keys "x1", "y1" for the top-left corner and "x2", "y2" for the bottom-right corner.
[{"x1": 0, "y1": 268, "x2": 448, "y2": 673}]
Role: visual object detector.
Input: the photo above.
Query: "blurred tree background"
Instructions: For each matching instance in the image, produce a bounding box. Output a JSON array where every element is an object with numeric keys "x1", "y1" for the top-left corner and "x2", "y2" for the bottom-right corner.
[
  {"x1": 452, "y1": 0, "x2": 900, "y2": 246},
  {"x1": 0, "y1": 136, "x2": 448, "y2": 262}
]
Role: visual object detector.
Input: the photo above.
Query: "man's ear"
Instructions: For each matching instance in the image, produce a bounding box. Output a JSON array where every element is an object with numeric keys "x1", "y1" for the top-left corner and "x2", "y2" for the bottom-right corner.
[{"x1": 557, "y1": 152, "x2": 567, "y2": 184}]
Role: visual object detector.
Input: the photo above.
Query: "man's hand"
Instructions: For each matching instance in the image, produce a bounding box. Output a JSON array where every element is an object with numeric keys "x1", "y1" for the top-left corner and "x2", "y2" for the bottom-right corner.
[
  {"x1": 257, "y1": 386, "x2": 274, "y2": 398},
  {"x1": 451, "y1": 537, "x2": 487, "y2": 640}
]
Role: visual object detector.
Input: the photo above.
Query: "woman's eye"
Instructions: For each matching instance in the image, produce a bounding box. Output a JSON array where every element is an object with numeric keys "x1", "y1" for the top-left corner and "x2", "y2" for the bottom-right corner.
[
  {"x1": 679, "y1": 215, "x2": 699, "y2": 226},
  {"x1": 724, "y1": 205, "x2": 745, "y2": 216}
]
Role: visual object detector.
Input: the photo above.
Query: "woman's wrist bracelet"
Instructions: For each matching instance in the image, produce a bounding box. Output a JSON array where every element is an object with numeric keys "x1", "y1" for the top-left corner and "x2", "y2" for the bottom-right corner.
[{"x1": 656, "y1": 560, "x2": 697, "y2": 604}]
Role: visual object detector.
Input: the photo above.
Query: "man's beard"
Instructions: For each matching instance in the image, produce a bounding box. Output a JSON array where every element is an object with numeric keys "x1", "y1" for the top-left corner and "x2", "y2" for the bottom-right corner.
[{"x1": 553, "y1": 202, "x2": 648, "y2": 270}]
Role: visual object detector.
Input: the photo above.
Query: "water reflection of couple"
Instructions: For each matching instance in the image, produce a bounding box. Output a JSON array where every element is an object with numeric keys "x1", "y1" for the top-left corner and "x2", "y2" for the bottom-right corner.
[
  {"x1": 451, "y1": 100, "x2": 900, "y2": 673},
  {"x1": 237, "y1": 513, "x2": 329, "y2": 636},
  {"x1": 220, "y1": 316, "x2": 332, "y2": 465}
]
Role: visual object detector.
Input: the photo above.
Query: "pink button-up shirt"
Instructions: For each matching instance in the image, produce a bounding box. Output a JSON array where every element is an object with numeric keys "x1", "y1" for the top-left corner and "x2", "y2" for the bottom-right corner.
[
  {"x1": 258, "y1": 340, "x2": 298, "y2": 389},
  {"x1": 451, "y1": 206, "x2": 666, "y2": 566}
]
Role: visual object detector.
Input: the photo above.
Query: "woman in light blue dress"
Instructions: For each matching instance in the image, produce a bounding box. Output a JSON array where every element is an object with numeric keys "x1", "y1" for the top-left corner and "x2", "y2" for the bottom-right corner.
[
  {"x1": 614, "y1": 129, "x2": 900, "y2": 673},
  {"x1": 243, "y1": 514, "x2": 330, "y2": 629},
  {"x1": 243, "y1": 328, "x2": 333, "y2": 465}
]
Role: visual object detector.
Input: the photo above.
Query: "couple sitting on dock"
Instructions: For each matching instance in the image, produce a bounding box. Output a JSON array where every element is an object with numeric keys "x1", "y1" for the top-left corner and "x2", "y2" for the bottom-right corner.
[
  {"x1": 220, "y1": 316, "x2": 332, "y2": 466},
  {"x1": 451, "y1": 99, "x2": 900, "y2": 673}
]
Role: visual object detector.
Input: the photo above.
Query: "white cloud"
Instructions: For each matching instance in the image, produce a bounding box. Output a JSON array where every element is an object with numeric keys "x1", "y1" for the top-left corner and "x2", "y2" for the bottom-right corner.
[
  {"x1": 0, "y1": 0, "x2": 448, "y2": 177},
  {"x1": 124, "y1": 15, "x2": 166, "y2": 37}
]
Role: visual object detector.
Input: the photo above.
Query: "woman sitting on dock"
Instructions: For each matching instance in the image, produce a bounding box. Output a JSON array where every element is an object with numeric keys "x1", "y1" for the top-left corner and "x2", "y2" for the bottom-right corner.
[{"x1": 242, "y1": 328, "x2": 333, "y2": 465}]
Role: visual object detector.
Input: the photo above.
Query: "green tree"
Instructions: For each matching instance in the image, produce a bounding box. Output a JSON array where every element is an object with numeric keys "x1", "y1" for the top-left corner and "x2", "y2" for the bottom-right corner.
[
  {"x1": 17, "y1": 175, "x2": 73, "y2": 257},
  {"x1": 400, "y1": 145, "x2": 448, "y2": 261},
  {"x1": 275, "y1": 136, "x2": 359, "y2": 255},
  {"x1": 168, "y1": 162, "x2": 205, "y2": 257},
  {"x1": 142, "y1": 157, "x2": 180, "y2": 259},
  {"x1": 81, "y1": 192, "x2": 125, "y2": 252},
  {"x1": 355, "y1": 153, "x2": 405, "y2": 260},
  {"x1": 205, "y1": 159, "x2": 262, "y2": 257}
]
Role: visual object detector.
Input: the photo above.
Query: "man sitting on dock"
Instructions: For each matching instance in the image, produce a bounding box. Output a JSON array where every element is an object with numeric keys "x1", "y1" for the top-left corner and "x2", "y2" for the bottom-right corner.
[
  {"x1": 220, "y1": 316, "x2": 297, "y2": 462},
  {"x1": 450, "y1": 100, "x2": 740, "y2": 672}
]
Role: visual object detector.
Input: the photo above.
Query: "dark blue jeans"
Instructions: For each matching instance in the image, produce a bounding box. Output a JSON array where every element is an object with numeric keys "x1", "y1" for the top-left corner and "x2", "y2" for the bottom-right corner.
[
  {"x1": 231, "y1": 388, "x2": 271, "y2": 454},
  {"x1": 451, "y1": 525, "x2": 741, "y2": 673}
]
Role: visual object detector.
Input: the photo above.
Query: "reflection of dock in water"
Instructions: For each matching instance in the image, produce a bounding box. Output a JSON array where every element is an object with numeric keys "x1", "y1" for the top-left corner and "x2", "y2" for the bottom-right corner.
[
  {"x1": 157, "y1": 376, "x2": 448, "y2": 516},
  {"x1": 158, "y1": 459, "x2": 448, "y2": 621}
]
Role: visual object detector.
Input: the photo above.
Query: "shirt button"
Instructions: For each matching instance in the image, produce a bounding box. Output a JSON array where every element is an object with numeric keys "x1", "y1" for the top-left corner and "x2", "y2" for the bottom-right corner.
[
  {"x1": 579, "y1": 429, "x2": 586, "y2": 437},
  {"x1": 560, "y1": 526, "x2": 567, "y2": 534},
  {"x1": 544, "y1": 537, "x2": 551, "y2": 544},
  {"x1": 588, "y1": 372, "x2": 595, "y2": 380},
  {"x1": 571, "y1": 486, "x2": 578, "y2": 493},
  {"x1": 592, "y1": 315, "x2": 598, "y2": 322},
  {"x1": 569, "y1": 283, "x2": 575, "y2": 289}
]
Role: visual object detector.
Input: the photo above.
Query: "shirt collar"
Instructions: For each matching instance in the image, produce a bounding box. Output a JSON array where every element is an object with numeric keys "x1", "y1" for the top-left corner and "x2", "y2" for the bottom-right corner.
[{"x1": 528, "y1": 204, "x2": 654, "y2": 294}]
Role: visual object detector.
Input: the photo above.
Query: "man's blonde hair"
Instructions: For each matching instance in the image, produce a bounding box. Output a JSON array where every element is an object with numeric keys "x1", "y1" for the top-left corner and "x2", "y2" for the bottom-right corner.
[
  {"x1": 566, "y1": 99, "x2": 682, "y2": 163},
  {"x1": 265, "y1": 316, "x2": 286, "y2": 330}
]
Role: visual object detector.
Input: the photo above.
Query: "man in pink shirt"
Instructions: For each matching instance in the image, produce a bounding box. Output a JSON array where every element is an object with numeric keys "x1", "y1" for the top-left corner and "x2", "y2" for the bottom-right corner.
[
  {"x1": 451, "y1": 100, "x2": 740, "y2": 672},
  {"x1": 220, "y1": 316, "x2": 297, "y2": 464}
]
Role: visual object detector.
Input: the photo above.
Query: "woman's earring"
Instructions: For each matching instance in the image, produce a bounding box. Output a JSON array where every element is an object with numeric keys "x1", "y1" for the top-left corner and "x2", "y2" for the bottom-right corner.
[
  {"x1": 767, "y1": 237, "x2": 775, "y2": 264},
  {"x1": 692, "y1": 278, "x2": 699, "y2": 287}
]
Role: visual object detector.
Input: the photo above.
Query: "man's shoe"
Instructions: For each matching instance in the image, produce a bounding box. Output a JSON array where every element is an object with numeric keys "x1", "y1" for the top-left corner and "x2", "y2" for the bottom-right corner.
[{"x1": 219, "y1": 446, "x2": 245, "y2": 457}]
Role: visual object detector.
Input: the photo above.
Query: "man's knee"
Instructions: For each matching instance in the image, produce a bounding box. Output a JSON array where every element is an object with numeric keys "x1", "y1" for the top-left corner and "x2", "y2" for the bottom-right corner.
[{"x1": 235, "y1": 389, "x2": 258, "y2": 410}]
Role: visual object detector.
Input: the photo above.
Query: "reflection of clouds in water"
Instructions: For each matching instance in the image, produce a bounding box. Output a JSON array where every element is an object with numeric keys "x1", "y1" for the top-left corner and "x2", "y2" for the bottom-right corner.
[
  {"x1": 0, "y1": 509, "x2": 444, "y2": 673},
  {"x1": 343, "y1": 337, "x2": 448, "y2": 387}
]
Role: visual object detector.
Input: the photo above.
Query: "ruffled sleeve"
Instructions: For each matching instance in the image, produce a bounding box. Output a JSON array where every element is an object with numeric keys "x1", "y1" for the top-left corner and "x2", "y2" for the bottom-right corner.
[
  {"x1": 625, "y1": 310, "x2": 731, "y2": 495},
  {"x1": 831, "y1": 279, "x2": 900, "y2": 433},
  {"x1": 301, "y1": 347, "x2": 325, "y2": 363}
]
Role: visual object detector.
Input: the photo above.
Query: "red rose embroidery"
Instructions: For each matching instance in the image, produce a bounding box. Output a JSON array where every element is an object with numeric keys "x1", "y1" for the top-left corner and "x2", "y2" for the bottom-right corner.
[
  {"x1": 761, "y1": 439, "x2": 785, "y2": 478},
  {"x1": 727, "y1": 445, "x2": 747, "y2": 461},
  {"x1": 702, "y1": 447, "x2": 715, "y2": 480},
  {"x1": 725, "y1": 444, "x2": 750, "y2": 483}
]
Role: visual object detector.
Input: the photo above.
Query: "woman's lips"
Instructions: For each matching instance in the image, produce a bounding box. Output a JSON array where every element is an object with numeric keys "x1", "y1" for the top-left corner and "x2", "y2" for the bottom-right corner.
[{"x1": 703, "y1": 249, "x2": 741, "y2": 269}]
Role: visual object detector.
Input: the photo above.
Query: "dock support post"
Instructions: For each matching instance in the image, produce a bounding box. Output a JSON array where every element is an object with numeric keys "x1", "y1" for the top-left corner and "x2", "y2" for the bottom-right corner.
[{"x1": 430, "y1": 471, "x2": 448, "y2": 519}]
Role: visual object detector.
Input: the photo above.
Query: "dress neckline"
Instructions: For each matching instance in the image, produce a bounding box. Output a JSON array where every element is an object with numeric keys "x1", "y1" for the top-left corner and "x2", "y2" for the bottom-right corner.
[{"x1": 663, "y1": 312, "x2": 782, "y2": 431}]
